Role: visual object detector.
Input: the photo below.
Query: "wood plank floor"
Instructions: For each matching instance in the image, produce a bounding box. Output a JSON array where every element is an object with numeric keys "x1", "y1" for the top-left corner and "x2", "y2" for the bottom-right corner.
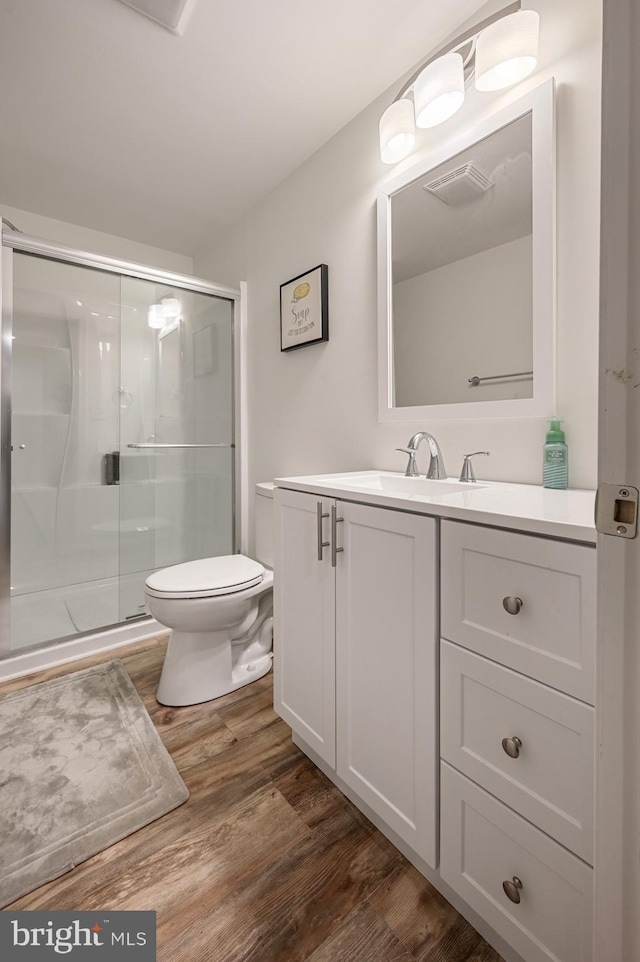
[{"x1": 1, "y1": 637, "x2": 504, "y2": 962}]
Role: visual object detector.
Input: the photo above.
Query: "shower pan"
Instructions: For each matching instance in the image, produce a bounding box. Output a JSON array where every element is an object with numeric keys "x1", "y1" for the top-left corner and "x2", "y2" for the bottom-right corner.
[{"x1": 0, "y1": 227, "x2": 240, "y2": 659}]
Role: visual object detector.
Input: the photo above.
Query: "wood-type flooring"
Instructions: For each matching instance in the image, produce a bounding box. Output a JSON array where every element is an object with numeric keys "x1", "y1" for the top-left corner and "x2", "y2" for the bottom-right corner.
[{"x1": 1, "y1": 636, "x2": 504, "y2": 962}]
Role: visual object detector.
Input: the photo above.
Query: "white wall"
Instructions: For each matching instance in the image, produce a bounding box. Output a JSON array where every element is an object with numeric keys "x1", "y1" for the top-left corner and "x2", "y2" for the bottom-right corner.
[
  {"x1": 194, "y1": 0, "x2": 602, "y2": 541},
  {"x1": 394, "y1": 235, "x2": 533, "y2": 406},
  {"x1": 0, "y1": 202, "x2": 193, "y2": 274}
]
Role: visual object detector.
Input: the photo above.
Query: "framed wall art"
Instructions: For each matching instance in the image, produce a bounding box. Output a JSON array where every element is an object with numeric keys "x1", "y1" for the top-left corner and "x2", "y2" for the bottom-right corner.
[{"x1": 280, "y1": 264, "x2": 328, "y2": 352}]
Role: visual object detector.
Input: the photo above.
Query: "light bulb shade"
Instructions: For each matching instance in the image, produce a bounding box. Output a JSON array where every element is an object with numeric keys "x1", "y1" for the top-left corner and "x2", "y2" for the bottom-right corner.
[
  {"x1": 379, "y1": 99, "x2": 416, "y2": 164},
  {"x1": 475, "y1": 10, "x2": 540, "y2": 92},
  {"x1": 161, "y1": 296, "x2": 181, "y2": 318},
  {"x1": 147, "y1": 304, "x2": 165, "y2": 329},
  {"x1": 414, "y1": 52, "x2": 465, "y2": 129}
]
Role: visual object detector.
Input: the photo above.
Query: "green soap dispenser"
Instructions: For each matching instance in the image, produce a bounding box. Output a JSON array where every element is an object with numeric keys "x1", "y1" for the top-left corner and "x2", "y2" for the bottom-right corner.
[{"x1": 543, "y1": 418, "x2": 568, "y2": 489}]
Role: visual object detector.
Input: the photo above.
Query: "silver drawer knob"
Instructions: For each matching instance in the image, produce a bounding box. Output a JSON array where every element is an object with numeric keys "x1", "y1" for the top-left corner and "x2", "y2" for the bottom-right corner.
[
  {"x1": 502, "y1": 736, "x2": 522, "y2": 759},
  {"x1": 502, "y1": 596, "x2": 523, "y2": 615},
  {"x1": 502, "y1": 876, "x2": 523, "y2": 904}
]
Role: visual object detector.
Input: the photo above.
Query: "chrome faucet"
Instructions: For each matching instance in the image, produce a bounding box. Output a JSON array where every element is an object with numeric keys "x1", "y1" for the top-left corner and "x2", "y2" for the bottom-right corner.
[{"x1": 397, "y1": 432, "x2": 448, "y2": 479}]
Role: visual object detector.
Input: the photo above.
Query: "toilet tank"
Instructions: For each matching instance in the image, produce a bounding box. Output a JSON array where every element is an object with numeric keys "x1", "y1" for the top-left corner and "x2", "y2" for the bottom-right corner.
[{"x1": 255, "y1": 482, "x2": 274, "y2": 569}]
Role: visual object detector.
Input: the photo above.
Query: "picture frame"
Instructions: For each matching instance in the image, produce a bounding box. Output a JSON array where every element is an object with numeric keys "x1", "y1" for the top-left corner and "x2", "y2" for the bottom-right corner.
[{"x1": 280, "y1": 264, "x2": 329, "y2": 352}]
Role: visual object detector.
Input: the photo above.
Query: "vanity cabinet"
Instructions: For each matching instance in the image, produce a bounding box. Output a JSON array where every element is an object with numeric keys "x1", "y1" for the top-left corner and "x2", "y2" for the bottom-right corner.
[
  {"x1": 274, "y1": 476, "x2": 597, "y2": 962},
  {"x1": 439, "y1": 520, "x2": 596, "y2": 962},
  {"x1": 274, "y1": 486, "x2": 438, "y2": 867}
]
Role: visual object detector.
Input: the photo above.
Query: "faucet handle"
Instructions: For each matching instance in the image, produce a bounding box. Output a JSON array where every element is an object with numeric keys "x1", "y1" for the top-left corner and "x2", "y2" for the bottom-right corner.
[
  {"x1": 396, "y1": 448, "x2": 419, "y2": 477},
  {"x1": 459, "y1": 451, "x2": 490, "y2": 483}
]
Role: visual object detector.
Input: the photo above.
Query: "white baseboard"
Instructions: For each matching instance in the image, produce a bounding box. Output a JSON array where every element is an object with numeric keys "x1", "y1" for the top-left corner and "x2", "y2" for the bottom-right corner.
[{"x1": 0, "y1": 618, "x2": 164, "y2": 682}]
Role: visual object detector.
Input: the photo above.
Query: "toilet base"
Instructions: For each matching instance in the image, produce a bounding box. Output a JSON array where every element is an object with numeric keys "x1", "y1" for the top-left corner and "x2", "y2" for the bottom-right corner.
[
  {"x1": 156, "y1": 627, "x2": 273, "y2": 707},
  {"x1": 157, "y1": 652, "x2": 272, "y2": 707}
]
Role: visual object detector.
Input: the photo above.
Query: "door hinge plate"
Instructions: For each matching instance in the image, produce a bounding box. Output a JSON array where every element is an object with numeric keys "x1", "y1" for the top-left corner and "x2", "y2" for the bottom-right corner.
[{"x1": 595, "y1": 483, "x2": 638, "y2": 538}]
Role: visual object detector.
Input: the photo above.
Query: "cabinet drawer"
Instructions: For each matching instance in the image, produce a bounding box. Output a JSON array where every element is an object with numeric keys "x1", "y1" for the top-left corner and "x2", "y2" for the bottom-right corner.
[
  {"x1": 440, "y1": 763, "x2": 593, "y2": 962},
  {"x1": 441, "y1": 641, "x2": 594, "y2": 862},
  {"x1": 441, "y1": 521, "x2": 596, "y2": 703}
]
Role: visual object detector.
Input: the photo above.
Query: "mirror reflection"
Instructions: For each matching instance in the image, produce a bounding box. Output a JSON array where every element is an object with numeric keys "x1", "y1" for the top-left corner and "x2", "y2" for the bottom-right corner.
[{"x1": 391, "y1": 113, "x2": 533, "y2": 407}]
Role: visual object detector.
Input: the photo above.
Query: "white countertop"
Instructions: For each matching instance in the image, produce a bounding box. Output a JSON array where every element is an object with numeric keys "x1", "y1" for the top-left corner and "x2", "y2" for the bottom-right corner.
[
  {"x1": 256, "y1": 481, "x2": 275, "y2": 496},
  {"x1": 273, "y1": 471, "x2": 597, "y2": 544}
]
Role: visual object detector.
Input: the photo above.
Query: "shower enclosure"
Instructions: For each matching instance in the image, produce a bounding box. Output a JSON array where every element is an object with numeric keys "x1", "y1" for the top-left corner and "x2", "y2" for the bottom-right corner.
[{"x1": 0, "y1": 227, "x2": 240, "y2": 658}]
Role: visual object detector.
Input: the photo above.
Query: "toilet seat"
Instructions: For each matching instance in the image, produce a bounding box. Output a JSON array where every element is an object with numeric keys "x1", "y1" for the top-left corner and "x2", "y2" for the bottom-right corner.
[{"x1": 145, "y1": 555, "x2": 265, "y2": 600}]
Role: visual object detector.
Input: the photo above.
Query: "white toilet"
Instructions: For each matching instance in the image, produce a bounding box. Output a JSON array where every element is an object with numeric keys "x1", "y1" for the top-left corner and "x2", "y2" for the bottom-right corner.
[{"x1": 146, "y1": 484, "x2": 274, "y2": 707}]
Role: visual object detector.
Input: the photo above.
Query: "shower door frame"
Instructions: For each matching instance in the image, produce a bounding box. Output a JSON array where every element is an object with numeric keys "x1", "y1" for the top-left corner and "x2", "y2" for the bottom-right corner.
[{"x1": 0, "y1": 226, "x2": 245, "y2": 655}]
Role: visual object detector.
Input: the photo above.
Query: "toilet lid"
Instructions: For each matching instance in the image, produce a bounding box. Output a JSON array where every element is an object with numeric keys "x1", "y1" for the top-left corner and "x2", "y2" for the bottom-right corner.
[{"x1": 145, "y1": 555, "x2": 265, "y2": 599}]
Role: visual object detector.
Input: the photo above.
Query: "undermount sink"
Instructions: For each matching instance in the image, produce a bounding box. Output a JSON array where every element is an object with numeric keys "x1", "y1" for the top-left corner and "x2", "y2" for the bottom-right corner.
[{"x1": 311, "y1": 472, "x2": 487, "y2": 497}]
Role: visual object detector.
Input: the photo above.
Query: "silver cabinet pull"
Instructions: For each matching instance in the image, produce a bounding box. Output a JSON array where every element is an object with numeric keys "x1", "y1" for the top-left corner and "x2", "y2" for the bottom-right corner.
[
  {"x1": 502, "y1": 876, "x2": 523, "y2": 904},
  {"x1": 331, "y1": 504, "x2": 344, "y2": 567},
  {"x1": 316, "y1": 502, "x2": 330, "y2": 561},
  {"x1": 502, "y1": 596, "x2": 523, "y2": 615},
  {"x1": 502, "y1": 736, "x2": 522, "y2": 759}
]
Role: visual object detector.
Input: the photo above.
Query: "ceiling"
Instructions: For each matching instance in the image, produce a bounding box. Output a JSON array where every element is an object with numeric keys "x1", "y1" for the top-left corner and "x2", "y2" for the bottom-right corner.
[
  {"x1": 392, "y1": 113, "x2": 533, "y2": 282},
  {"x1": 0, "y1": 0, "x2": 486, "y2": 256}
]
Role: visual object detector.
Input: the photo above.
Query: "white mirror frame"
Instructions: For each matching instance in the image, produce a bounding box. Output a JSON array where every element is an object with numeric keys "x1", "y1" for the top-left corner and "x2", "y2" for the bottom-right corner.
[{"x1": 377, "y1": 77, "x2": 556, "y2": 422}]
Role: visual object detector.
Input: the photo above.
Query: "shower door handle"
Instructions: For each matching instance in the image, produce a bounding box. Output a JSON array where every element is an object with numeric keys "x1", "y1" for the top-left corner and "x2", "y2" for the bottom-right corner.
[{"x1": 127, "y1": 443, "x2": 234, "y2": 449}]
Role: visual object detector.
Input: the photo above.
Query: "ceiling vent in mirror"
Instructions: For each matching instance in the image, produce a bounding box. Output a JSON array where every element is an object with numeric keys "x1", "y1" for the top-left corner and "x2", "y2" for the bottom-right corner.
[
  {"x1": 116, "y1": 0, "x2": 197, "y2": 34},
  {"x1": 423, "y1": 163, "x2": 494, "y2": 205}
]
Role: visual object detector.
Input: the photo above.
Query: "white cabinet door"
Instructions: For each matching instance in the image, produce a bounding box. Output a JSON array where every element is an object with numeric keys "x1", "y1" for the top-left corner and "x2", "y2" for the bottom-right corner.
[
  {"x1": 335, "y1": 501, "x2": 438, "y2": 868},
  {"x1": 274, "y1": 488, "x2": 336, "y2": 768}
]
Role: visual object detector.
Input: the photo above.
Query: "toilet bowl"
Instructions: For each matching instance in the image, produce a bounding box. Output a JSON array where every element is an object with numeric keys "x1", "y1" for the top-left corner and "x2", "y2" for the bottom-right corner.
[{"x1": 145, "y1": 554, "x2": 274, "y2": 707}]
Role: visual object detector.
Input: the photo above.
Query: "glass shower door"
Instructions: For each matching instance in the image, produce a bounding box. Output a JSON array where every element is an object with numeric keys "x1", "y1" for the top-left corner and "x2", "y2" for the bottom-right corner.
[
  {"x1": 10, "y1": 253, "x2": 122, "y2": 650},
  {"x1": 118, "y1": 278, "x2": 235, "y2": 621},
  {"x1": 6, "y1": 253, "x2": 236, "y2": 655}
]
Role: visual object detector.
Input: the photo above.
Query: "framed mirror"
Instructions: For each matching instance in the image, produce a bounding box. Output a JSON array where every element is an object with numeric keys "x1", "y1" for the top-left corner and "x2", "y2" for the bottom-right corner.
[{"x1": 377, "y1": 79, "x2": 555, "y2": 421}]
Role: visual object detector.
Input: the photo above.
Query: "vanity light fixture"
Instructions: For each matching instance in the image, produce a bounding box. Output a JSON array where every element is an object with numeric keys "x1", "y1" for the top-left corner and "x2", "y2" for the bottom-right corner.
[
  {"x1": 160, "y1": 296, "x2": 182, "y2": 319},
  {"x1": 475, "y1": 10, "x2": 540, "y2": 92},
  {"x1": 414, "y1": 52, "x2": 465, "y2": 129},
  {"x1": 379, "y1": 99, "x2": 416, "y2": 164},
  {"x1": 379, "y1": 1, "x2": 540, "y2": 164},
  {"x1": 147, "y1": 303, "x2": 165, "y2": 329},
  {"x1": 148, "y1": 297, "x2": 182, "y2": 329}
]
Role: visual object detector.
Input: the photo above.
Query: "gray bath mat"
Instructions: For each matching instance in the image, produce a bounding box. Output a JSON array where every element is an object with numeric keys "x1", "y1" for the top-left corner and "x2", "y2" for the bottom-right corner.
[{"x1": 0, "y1": 659, "x2": 189, "y2": 908}]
